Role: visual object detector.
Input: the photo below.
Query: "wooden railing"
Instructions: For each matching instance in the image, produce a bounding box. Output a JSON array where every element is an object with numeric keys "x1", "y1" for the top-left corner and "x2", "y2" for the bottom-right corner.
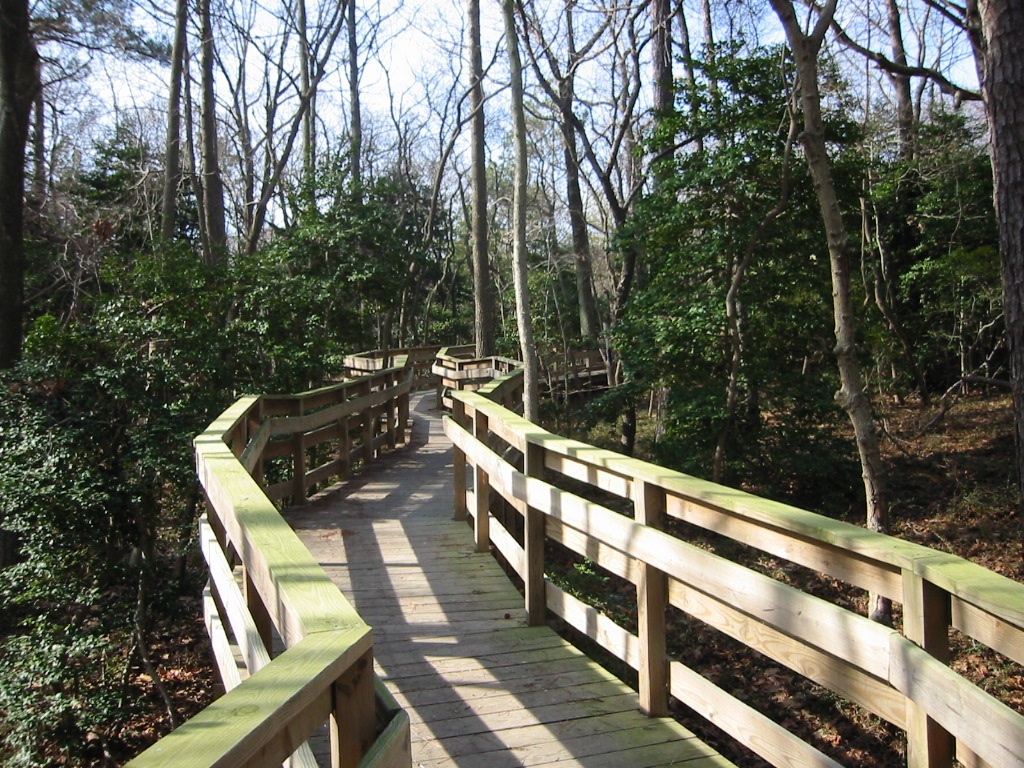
[
  {"x1": 432, "y1": 345, "x2": 521, "y2": 410},
  {"x1": 343, "y1": 345, "x2": 441, "y2": 390},
  {"x1": 445, "y1": 381, "x2": 1024, "y2": 768},
  {"x1": 433, "y1": 346, "x2": 607, "y2": 411},
  {"x1": 538, "y1": 348, "x2": 608, "y2": 397},
  {"x1": 127, "y1": 361, "x2": 414, "y2": 768}
]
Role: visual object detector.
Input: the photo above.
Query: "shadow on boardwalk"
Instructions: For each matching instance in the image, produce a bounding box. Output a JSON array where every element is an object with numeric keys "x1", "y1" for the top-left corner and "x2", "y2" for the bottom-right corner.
[{"x1": 289, "y1": 393, "x2": 731, "y2": 768}]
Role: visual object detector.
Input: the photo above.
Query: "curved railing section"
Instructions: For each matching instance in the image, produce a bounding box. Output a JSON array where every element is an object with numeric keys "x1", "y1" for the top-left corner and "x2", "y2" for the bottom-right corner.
[
  {"x1": 433, "y1": 346, "x2": 607, "y2": 411},
  {"x1": 343, "y1": 345, "x2": 443, "y2": 390},
  {"x1": 432, "y1": 345, "x2": 521, "y2": 410},
  {"x1": 446, "y1": 382, "x2": 1024, "y2": 768},
  {"x1": 128, "y1": 360, "x2": 414, "y2": 768}
]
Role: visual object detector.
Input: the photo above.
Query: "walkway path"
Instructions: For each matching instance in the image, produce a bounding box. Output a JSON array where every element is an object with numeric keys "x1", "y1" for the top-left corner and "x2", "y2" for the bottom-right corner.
[{"x1": 290, "y1": 393, "x2": 732, "y2": 767}]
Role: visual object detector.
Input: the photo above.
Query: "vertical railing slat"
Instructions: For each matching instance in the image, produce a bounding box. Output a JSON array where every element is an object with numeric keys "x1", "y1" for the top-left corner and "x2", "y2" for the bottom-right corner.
[
  {"x1": 635, "y1": 480, "x2": 669, "y2": 716},
  {"x1": 903, "y1": 569, "x2": 954, "y2": 768},
  {"x1": 524, "y1": 438, "x2": 547, "y2": 626}
]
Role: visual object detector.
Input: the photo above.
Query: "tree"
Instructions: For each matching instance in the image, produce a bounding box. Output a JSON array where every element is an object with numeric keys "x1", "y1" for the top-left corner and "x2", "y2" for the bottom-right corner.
[
  {"x1": 502, "y1": 0, "x2": 539, "y2": 421},
  {"x1": 517, "y1": 0, "x2": 605, "y2": 344},
  {"x1": 348, "y1": 0, "x2": 363, "y2": 192},
  {"x1": 468, "y1": 0, "x2": 495, "y2": 356},
  {"x1": 198, "y1": 0, "x2": 227, "y2": 263},
  {"x1": 885, "y1": 0, "x2": 916, "y2": 159},
  {"x1": 615, "y1": 42, "x2": 854, "y2": 507},
  {"x1": 968, "y1": 0, "x2": 1024, "y2": 515},
  {"x1": 770, "y1": 0, "x2": 892, "y2": 623},
  {"x1": 0, "y1": 0, "x2": 39, "y2": 369},
  {"x1": 159, "y1": 0, "x2": 188, "y2": 241}
]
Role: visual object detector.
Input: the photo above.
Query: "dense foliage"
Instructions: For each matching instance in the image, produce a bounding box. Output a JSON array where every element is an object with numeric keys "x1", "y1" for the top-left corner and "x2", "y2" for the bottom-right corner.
[{"x1": 612, "y1": 46, "x2": 865, "y2": 509}]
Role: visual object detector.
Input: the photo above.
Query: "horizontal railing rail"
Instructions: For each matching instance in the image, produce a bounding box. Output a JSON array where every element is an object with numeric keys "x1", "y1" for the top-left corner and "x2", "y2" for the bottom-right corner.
[
  {"x1": 537, "y1": 348, "x2": 609, "y2": 398},
  {"x1": 432, "y1": 345, "x2": 521, "y2": 410},
  {"x1": 128, "y1": 361, "x2": 413, "y2": 768},
  {"x1": 343, "y1": 345, "x2": 442, "y2": 389},
  {"x1": 433, "y1": 346, "x2": 606, "y2": 410},
  {"x1": 446, "y1": 381, "x2": 1024, "y2": 768}
]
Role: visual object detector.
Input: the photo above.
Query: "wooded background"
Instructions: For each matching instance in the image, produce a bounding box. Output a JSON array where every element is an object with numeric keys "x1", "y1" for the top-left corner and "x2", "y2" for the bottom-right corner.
[{"x1": 0, "y1": 0, "x2": 1021, "y2": 764}]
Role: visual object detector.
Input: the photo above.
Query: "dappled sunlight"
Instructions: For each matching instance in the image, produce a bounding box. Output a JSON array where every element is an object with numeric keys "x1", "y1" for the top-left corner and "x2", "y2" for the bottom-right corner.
[
  {"x1": 291, "y1": 392, "x2": 717, "y2": 767},
  {"x1": 278, "y1": 383, "x2": 1024, "y2": 768}
]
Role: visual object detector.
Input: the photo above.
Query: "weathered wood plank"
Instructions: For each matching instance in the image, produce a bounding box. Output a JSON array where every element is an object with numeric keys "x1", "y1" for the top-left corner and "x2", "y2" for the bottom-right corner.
[
  {"x1": 410, "y1": 711, "x2": 719, "y2": 768},
  {"x1": 203, "y1": 585, "x2": 244, "y2": 691},
  {"x1": 298, "y1": 392, "x2": 735, "y2": 768},
  {"x1": 127, "y1": 630, "x2": 369, "y2": 768},
  {"x1": 888, "y1": 634, "x2": 1024, "y2": 768},
  {"x1": 669, "y1": 660, "x2": 842, "y2": 768},
  {"x1": 200, "y1": 517, "x2": 272, "y2": 677},
  {"x1": 666, "y1": 577, "x2": 906, "y2": 728}
]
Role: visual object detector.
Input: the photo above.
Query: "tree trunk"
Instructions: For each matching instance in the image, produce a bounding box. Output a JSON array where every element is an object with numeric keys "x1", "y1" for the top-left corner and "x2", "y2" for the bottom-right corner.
[
  {"x1": 702, "y1": 0, "x2": 717, "y2": 92},
  {"x1": 469, "y1": 0, "x2": 494, "y2": 356},
  {"x1": 771, "y1": 0, "x2": 892, "y2": 624},
  {"x1": 199, "y1": 0, "x2": 227, "y2": 264},
  {"x1": 558, "y1": 2, "x2": 599, "y2": 344},
  {"x1": 563, "y1": 121, "x2": 600, "y2": 344},
  {"x1": 885, "y1": 0, "x2": 915, "y2": 160},
  {"x1": 160, "y1": 0, "x2": 188, "y2": 241},
  {"x1": 0, "y1": 0, "x2": 39, "y2": 369},
  {"x1": 28, "y1": 87, "x2": 43, "y2": 209},
  {"x1": 502, "y1": 0, "x2": 539, "y2": 422},
  {"x1": 652, "y1": 0, "x2": 673, "y2": 120},
  {"x1": 348, "y1": 0, "x2": 362, "y2": 193},
  {"x1": 971, "y1": 0, "x2": 1024, "y2": 517},
  {"x1": 298, "y1": 0, "x2": 315, "y2": 178},
  {"x1": 675, "y1": 3, "x2": 703, "y2": 155}
]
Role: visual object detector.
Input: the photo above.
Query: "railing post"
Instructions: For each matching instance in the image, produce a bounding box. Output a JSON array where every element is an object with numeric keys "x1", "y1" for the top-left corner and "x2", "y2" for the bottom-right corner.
[
  {"x1": 291, "y1": 398, "x2": 307, "y2": 504},
  {"x1": 358, "y1": 376, "x2": 374, "y2": 467},
  {"x1": 229, "y1": 410, "x2": 248, "y2": 458},
  {"x1": 635, "y1": 480, "x2": 669, "y2": 716},
  {"x1": 434, "y1": 353, "x2": 444, "y2": 410},
  {"x1": 362, "y1": 407, "x2": 375, "y2": 466},
  {"x1": 329, "y1": 648, "x2": 376, "y2": 768},
  {"x1": 244, "y1": 569, "x2": 273, "y2": 659},
  {"x1": 385, "y1": 370, "x2": 397, "y2": 450},
  {"x1": 251, "y1": 399, "x2": 265, "y2": 485},
  {"x1": 452, "y1": 399, "x2": 468, "y2": 521},
  {"x1": 473, "y1": 409, "x2": 490, "y2": 552},
  {"x1": 337, "y1": 413, "x2": 353, "y2": 479},
  {"x1": 903, "y1": 570, "x2": 954, "y2": 768},
  {"x1": 397, "y1": 385, "x2": 409, "y2": 445},
  {"x1": 524, "y1": 438, "x2": 547, "y2": 626}
]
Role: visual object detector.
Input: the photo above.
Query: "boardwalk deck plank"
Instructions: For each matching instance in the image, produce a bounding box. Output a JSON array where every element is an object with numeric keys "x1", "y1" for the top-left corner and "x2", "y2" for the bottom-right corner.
[{"x1": 291, "y1": 393, "x2": 734, "y2": 768}]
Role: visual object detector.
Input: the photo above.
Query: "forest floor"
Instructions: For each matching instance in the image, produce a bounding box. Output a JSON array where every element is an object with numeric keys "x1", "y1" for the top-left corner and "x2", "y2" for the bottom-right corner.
[
  {"x1": 122, "y1": 392, "x2": 1022, "y2": 767},
  {"x1": 103, "y1": 608, "x2": 216, "y2": 765}
]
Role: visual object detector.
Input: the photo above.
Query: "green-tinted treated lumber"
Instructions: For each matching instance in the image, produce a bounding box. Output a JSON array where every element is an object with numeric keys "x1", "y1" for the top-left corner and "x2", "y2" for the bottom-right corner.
[
  {"x1": 126, "y1": 630, "x2": 370, "y2": 768},
  {"x1": 453, "y1": 390, "x2": 1024, "y2": 634},
  {"x1": 196, "y1": 441, "x2": 367, "y2": 642}
]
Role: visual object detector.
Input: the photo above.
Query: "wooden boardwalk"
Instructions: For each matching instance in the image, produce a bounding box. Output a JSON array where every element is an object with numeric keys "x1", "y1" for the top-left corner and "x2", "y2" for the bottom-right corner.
[{"x1": 290, "y1": 393, "x2": 733, "y2": 768}]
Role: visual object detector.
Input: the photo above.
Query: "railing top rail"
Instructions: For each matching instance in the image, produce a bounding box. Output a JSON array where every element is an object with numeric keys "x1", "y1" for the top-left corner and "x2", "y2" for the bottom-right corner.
[
  {"x1": 451, "y1": 389, "x2": 1024, "y2": 634},
  {"x1": 194, "y1": 404, "x2": 372, "y2": 643},
  {"x1": 346, "y1": 344, "x2": 445, "y2": 360},
  {"x1": 131, "y1": 362, "x2": 416, "y2": 767},
  {"x1": 435, "y1": 344, "x2": 482, "y2": 361},
  {"x1": 125, "y1": 629, "x2": 371, "y2": 767},
  {"x1": 447, "y1": 388, "x2": 1024, "y2": 768}
]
